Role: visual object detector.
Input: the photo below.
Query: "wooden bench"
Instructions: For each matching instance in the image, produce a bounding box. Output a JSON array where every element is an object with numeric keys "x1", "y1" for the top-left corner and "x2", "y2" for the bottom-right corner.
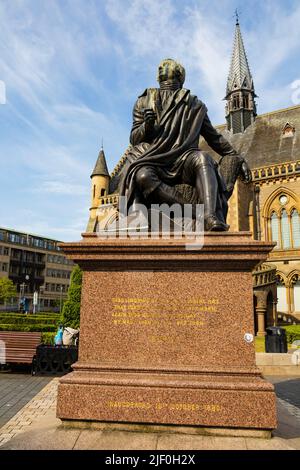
[{"x1": 0, "y1": 332, "x2": 42, "y2": 365}]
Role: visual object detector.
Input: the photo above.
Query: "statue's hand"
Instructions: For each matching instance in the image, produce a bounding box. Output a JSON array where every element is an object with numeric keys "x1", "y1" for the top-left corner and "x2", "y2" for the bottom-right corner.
[
  {"x1": 240, "y1": 159, "x2": 252, "y2": 183},
  {"x1": 143, "y1": 108, "x2": 157, "y2": 130}
]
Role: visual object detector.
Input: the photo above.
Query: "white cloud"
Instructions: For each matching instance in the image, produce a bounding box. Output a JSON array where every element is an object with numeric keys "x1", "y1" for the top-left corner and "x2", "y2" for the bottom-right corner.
[
  {"x1": 32, "y1": 181, "x2": 87, "y2": 196},
  {"x1": 0, "y1": 0, "x2": 109, "y2": 105},
  {"x1": 0, "y1": 80, "x2": 6, "y2": 104},
  {"x1": 105, "y1": 0, "x2": 233, "y2": 119},
  {"x1": 105, "y1": 0, "x2": 300, "y2": 120}
]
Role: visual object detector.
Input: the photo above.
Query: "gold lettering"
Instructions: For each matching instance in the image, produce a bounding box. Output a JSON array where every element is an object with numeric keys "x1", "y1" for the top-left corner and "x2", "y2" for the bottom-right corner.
[{"x1": 106, "y1": 401, "x2": 152, "y2": 409}]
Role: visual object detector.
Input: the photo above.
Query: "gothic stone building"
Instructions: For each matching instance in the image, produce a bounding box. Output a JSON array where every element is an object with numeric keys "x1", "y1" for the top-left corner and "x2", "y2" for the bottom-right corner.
[{"x1": 86, "y1": 21, "x2": 300, "y2": 336}]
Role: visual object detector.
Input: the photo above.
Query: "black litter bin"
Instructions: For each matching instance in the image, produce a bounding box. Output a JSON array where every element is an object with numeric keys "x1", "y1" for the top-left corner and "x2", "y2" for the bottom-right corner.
[{"x1": 265, "y1": 326, "x2": 288, "y2": 353}]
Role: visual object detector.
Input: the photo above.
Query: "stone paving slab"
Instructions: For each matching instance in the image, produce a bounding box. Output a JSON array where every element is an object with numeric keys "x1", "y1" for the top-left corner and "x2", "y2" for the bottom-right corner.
[{"x1": 74, "y1": 429, "x2": 159, "y2": 451}]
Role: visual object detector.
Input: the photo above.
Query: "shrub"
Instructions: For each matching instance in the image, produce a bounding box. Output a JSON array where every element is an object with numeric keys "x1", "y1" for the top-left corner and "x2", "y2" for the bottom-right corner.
[
  {"x1": 283, "y1": 325, "x2": 300, "y2": 344},
  {"x1": 41, "y1": 332, "x2": 56, "y2": 345},
  {"x1": 0, "y1": 278, "x2": 17, "y2": 303},
  {"x1": 61, "y1": 265, "x2": 82, "y2": 329}
]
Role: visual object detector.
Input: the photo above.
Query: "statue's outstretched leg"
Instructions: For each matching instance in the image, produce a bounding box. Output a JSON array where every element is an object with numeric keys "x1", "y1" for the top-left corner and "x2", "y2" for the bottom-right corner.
[
  {"x1": 184, "y1": 151, "x2": 229, "y2": 232},
  {"x1": 195, "y1": 165, "x2": 228, "y2": 231},
  {"x1": 135, "y1": 166, "x2": 191, "y2": 212}
]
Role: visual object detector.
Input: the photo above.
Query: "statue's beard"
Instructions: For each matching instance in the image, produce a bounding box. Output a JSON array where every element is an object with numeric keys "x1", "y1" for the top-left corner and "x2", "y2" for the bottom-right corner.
[{"x1": 159, "y1": 79, "x2": 182, "y2": 91}]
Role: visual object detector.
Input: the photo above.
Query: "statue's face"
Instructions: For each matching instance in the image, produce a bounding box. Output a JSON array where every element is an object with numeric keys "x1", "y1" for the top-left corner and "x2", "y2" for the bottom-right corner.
[{"x1": 157, "y1": 59, "x2": 185, "y2": 86}]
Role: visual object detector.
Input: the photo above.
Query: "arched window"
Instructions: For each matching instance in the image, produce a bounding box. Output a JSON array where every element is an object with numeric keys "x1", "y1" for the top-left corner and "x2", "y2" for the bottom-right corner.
[
  {"x1": 93, "y1": 185, "x2": 96, "y2": 199},
  {"x1": 290, "y1": 274, "x2": 300, "y2": 312},
  {"x1": 232, "y1": 94, "x2": 240, "y2": 109},
  {"x1": 266, "y1": 192, "x2": 300, "y2": 251},
  {"x1": 276, "y1": 275, "x2": 288, "y2": 313},
  {"x1": 291, "y1": 209, "x2": 300, "y2": 248},
  {"x1": 294, "y1": 278, "x2": 300, "y2": 312},
  {"x1": 281, "y1": 209, "x2": 291, "y2": 249},
  {"x1": 270, "y1": 212, "x2": 280, "y2": 248},
  {"x1": 100, "y1": 189, "x2": 106, "y2": 197},
  {"x1": 243, "y1": 95, "x2": 249, "y2": 108}
]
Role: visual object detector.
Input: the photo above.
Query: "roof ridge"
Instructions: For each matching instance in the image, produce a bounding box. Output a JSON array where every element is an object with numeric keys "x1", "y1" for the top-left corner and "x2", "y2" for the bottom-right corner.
[{"x1": 215, "y1": 104, "x2": 300, "y2": 128}]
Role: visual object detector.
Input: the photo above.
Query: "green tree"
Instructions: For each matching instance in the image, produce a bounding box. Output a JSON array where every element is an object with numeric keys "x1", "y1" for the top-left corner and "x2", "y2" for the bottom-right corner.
[
  {"x1": 61, "y1": 265, "x2": 82, "y2": 328},
  {"x1": 0, "y1": 277, "x2": 17, "y2": 304}
]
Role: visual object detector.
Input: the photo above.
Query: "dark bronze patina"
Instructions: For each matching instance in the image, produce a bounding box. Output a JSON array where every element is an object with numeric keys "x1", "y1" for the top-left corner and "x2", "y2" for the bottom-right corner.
[{"x1": 119, "y1": 59, "x2": 252, "y2": 231}]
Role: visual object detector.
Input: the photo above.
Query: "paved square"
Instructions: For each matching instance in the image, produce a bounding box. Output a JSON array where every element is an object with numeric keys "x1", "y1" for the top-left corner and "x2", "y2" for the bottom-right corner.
[{"x1": 0, "y1": 372, "x2": 51, "y2": 428}]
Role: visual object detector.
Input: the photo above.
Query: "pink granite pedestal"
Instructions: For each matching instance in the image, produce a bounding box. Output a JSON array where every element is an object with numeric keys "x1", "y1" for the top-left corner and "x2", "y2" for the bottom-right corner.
[{"x1": 57, "y1": 232, "x2": 277, "y2": 433}]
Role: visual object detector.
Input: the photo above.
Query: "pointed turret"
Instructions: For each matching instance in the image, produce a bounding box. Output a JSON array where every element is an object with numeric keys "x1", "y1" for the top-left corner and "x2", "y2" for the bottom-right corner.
[
  {"x1": 90, "y1": 147, "x2": 110, "y2": 210},
  {"x1": 225, "y1": 19, "x2": 257, "y2": 134},
  {"x1": 91, "y1": 148, "x2": 109, "y2": 178}
]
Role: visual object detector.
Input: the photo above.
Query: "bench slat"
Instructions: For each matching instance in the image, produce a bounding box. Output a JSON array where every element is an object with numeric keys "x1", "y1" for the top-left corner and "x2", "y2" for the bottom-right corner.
[{"x1": 0, "y1": 331, "x2": 42, "y2": 364}]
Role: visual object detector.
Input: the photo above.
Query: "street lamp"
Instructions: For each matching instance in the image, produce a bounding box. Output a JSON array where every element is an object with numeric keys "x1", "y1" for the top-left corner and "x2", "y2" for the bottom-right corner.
[
  {"x1": 38, "y1": 285, "x2": 45, "y2": 313},
  {"x1": 19, "y1": 274, "x2": 30, "y2": 313},
  {"x1": 18, "y1": 284, "x2": 24, "y2": 311}
]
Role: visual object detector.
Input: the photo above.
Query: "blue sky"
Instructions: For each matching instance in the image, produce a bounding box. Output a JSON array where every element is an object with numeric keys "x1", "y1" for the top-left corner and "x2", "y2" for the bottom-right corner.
[{"x1": 0, "y1": 0, "x2": 300, "y2": 241}]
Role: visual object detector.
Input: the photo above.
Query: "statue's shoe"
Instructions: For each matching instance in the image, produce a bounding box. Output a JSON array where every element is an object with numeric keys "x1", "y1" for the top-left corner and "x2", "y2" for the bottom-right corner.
[{"x1": 204, "y1": 215, "x2": 229, "y2": 232}]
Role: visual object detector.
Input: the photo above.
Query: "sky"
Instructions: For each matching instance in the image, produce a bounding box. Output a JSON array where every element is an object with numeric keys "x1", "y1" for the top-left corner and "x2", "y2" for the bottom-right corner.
[{"x1": 0, "y1": 0, "x2": 300, "y2": 241}]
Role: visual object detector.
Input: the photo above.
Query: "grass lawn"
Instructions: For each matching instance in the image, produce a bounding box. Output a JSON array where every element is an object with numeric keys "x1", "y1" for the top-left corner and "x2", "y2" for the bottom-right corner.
[
  {"x1": 255, "y1": 336, "x2": 266, "y2": 353},
  {"x1": 255, "y1": 335, "x2": 296, "y2": 353}
]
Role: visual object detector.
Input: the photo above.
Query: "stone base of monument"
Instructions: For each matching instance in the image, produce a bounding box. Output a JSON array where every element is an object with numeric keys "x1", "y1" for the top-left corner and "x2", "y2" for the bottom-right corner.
[{"x1": 57, "y1": 232, "x2": 277, "y2": 434}]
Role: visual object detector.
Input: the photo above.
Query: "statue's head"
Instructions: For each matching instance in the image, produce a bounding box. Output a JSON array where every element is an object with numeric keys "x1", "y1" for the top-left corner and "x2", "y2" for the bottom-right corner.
[{"x1": 157, "y1": 59, "x2": 185, "y2": 88}]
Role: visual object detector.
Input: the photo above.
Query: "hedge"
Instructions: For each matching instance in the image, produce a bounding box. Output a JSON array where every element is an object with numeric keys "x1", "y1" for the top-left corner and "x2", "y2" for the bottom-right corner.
[
  {"x1": 0, "y1": 315, "x2": 59, "y2": 326},
  {"x1": 0, "y1": 323, "x2": 57, "y2": 332},
  {"x1": 283, "y1": 325, "x2": 300, "y2": 344},
  {"x1": 0, "y1": 312, "x2": 59, "y2": 319},
  {"x1": 0, "y1": 315, "x2": 59, "y2": 323}
]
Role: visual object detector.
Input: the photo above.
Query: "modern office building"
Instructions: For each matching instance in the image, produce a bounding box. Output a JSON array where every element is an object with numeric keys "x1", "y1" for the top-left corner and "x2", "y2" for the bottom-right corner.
[{"x1": 0, "y1": 227, "x2": 74, "y2": 311}]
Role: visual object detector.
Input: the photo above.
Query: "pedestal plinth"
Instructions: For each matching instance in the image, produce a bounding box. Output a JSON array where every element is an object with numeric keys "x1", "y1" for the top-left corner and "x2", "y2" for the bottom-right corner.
[{"x1": 57, "y1": 232, "x2": 277, "y2": 432}]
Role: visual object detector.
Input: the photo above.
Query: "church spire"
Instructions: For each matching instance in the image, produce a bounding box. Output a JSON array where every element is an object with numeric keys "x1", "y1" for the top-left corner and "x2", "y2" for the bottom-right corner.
[{"x1": 225, "y1": 20, "x2": 257, "y2": 134}]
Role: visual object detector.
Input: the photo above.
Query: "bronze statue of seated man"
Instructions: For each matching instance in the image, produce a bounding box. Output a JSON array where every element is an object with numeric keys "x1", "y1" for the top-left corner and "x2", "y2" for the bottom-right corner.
[{"x1": 118, "y1": 58, "x2": 252, "y2": 231}]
